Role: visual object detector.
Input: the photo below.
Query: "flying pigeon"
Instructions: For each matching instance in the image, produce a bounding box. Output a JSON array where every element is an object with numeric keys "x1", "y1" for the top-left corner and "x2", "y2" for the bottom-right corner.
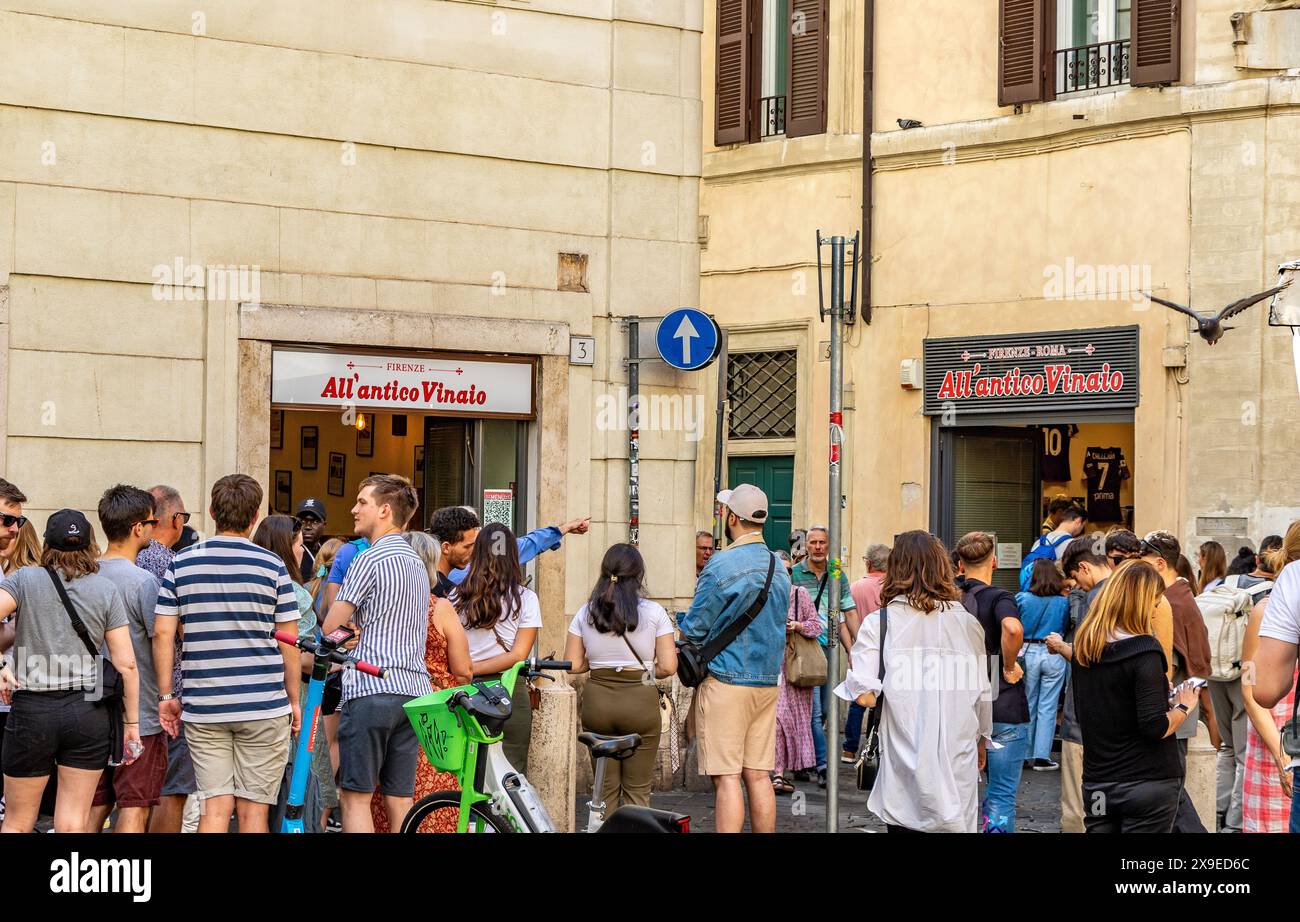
[{"x1": 1144, "y1": 279, "x2": 1293, "y2": 345}]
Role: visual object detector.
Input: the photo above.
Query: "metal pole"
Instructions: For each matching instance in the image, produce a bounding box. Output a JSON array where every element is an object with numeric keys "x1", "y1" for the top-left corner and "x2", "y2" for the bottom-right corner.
[
  {"x1": 825, "y1": 236, "x2": 846, "y2": 833},
  {"x1": 629, "y1": 317, "x2": 640, "y2": 546},
  {"x1": 712, "y1": 330, "x2": 728, "y2": 549}
]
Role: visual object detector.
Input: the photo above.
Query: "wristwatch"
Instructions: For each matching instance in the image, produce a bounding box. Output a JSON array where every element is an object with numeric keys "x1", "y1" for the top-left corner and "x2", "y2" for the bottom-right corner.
[
  {"x1": 1175, "y1": 702, "x2": 1190, "y2": 713},
  {"x1": 158, "y1": 691, "x2": 179, "y2": 702}
]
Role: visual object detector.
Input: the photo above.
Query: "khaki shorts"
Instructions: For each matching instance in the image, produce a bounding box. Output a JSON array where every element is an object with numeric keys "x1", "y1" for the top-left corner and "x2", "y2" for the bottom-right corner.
[
  {"x1": 185, "y1": 716, "x2": 292, "y2": 805},
  {"x1": 695, "y1": 677, "x2": 779, "y2": 775}
]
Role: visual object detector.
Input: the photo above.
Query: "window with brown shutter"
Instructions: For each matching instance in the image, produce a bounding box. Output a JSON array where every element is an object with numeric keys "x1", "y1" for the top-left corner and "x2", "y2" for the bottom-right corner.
[
  {"x1": 715, "y1": 0, "x2": 751, "y2": 145},
  {"x1": 1130, "y1": 0, "x2": 1180, "y2": 86},
  {"x1": 998, "y1": 0, "x2": 1047, "y2": 106},
  {"x1": 785, "y1": 0, "x2": 827, "y2": 138}
]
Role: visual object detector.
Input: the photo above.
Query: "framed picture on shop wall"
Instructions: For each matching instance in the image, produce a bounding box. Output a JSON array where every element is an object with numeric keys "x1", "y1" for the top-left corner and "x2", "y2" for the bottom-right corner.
[
  {"x1": 357, "y1": 413, "x2": 374, "y2": 457},
  {"x1": 414, "y1": 444, "x2": 425, "y2": 477},
  {"x1": 328, "y1": 452, "x2": 346, "y2": 497},
  {"x1": 301, "y1": 426, "x2": 319, "y2": 470},
  {"x1": 270, "y1": 409, "x2": 283, "y2": 450},
  {"x1": 274, "y1": 470, "x2": 292, "y2": 514}
]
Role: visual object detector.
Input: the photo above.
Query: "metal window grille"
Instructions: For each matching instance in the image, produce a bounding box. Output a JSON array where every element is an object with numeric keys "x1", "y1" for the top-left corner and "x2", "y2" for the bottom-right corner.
[{"x1": 727, "y1": 350, "x2": 797, "y2": 439}]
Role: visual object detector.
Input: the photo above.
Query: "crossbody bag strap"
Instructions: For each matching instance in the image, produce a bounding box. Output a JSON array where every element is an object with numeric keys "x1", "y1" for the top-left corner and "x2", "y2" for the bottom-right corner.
[
  {"x1": 698, "y1": 553, "x2": 777, "y2": 664},
  {"x1": 813, "y1": 572, "x2": 828, "y2": 611},
  {"x1": 864, "y1": 606, "x2": 888, "y2": 734},
  {"x1": 619, "y1": 631, "x2": 650, "y2": 671},
  {"x1": 44, "y1": 566, "x2": 99, "y2": 659}
]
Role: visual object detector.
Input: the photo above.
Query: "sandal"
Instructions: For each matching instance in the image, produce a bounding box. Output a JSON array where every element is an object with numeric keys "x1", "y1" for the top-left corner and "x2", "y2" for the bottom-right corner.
[{"x1": 772, "y1": 774, "x2": 795, "y2": 795}]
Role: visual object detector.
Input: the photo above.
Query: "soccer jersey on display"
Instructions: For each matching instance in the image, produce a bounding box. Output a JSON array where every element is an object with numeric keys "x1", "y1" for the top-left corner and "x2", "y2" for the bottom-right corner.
[{"x1": 1083, "y1": 446, "x2": 1130, "y2": 523}]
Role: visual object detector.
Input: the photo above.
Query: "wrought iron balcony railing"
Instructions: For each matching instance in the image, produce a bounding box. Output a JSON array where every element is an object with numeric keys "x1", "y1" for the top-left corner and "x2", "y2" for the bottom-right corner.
[
  {"x1": 759, "y1": 94, "x2": 786, "y2": 138},
  {"x1": 1055, "y1": 39, "x2": 1130, "y2": 95}
]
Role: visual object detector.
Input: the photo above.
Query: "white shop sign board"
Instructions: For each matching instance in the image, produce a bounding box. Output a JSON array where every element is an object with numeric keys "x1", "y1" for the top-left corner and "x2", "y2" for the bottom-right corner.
[{"x1": 272, "y1": 349, "x2": 535, "y2": 419}]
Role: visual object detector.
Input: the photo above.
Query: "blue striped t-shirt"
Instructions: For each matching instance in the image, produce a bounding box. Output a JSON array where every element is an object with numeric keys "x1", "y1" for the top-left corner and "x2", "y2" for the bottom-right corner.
[{"x1": 155, "y1": 536, "x2": 299, "y2": 724}]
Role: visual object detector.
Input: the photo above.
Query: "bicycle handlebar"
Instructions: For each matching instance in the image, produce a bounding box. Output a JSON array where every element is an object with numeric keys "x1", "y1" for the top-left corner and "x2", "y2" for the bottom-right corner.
[
  {"x1": 271, "y1": 630, "x2": 388, "y2": 679},
  {"x1": 531, "y1": 659, "x2": 572, "y2": 673}
]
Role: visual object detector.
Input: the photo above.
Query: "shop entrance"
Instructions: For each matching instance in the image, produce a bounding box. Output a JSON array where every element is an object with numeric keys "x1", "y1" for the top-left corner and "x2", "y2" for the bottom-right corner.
[
  {"x1": 933, "y1": 416, "x2": 1135, "y2": 591},
  {"x1": 268, "y1": 347, "x2": 536, "y2": 543}
]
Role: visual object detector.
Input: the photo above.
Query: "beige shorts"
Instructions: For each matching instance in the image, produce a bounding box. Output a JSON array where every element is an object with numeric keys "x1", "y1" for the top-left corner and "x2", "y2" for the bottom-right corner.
[
  {"x1": 185, "y1": 715, "x2": 292, "y2": 805},
  {"x1": 695, "y1": 677, "x2": 779, "y2": 776}
]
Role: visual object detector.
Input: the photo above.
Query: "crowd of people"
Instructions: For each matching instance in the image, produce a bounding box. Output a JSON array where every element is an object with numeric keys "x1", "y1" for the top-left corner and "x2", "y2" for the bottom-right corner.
[
  {"x1": 3, "y1": 465, "x2": 1299, "y2": 836},
  {"x1": 679, "y1": 487, "x2": 1300, "y2": 835},
  {"x1": 0, "y1": 473, "x2": 592, "y2": 833}
]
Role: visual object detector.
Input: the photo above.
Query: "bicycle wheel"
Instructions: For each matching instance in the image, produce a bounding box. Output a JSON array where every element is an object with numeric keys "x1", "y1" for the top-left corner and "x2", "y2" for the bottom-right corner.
[{"x1": 400, "y1": 790, "x2": 513, "y2": 834}]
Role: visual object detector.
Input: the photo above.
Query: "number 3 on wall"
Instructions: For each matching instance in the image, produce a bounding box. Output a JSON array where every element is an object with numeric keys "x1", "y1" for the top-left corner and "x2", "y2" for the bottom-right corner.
[{"x1": 570, "y1": 336, "x2": 595, "y2": 366}]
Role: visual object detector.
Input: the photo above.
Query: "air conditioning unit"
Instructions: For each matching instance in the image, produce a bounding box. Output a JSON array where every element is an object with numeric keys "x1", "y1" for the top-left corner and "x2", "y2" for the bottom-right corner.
[{"x1": 900, "y1": 358, "x2": 923, "y2": 390}]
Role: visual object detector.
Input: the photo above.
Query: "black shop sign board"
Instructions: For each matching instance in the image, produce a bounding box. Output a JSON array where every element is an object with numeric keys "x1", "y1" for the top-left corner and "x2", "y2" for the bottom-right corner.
[{"x1": 922, "y1": 325, "x2": 1139, "y2": 416}]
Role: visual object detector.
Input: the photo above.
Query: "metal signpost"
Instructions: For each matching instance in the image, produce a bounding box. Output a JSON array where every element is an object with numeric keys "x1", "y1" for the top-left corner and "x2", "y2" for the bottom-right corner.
[
  {"x1": 816, "y1": 230, "x2": 859, "y2": 833},
  {"x1": 624, "y1": 310, "x2": 723, "y2": 546}
]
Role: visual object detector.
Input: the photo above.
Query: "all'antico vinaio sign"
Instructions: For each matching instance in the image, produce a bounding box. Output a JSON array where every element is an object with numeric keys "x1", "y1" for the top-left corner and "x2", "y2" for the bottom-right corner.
[
  {"x1": 922, "y1": 326, "x2": 1139, "y2": 416},
  {"x1": 271, "y1": 349, "x2": 535, "y2": 419}
]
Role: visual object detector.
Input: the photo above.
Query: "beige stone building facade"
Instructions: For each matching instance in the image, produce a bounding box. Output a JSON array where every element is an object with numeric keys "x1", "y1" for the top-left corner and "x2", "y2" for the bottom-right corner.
[
  {"x1": 0, "y1": 0, "x2": 713, "y2": 653},
  {"x1": 701, "y1": 0, "x2": 1300, "y2": 583}
]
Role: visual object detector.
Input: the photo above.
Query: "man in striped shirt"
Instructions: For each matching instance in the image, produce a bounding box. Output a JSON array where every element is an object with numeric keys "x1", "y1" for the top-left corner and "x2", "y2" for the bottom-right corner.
[
  {"x1": 153, "y1": 474, "x2": 301, "y2": 833},
  {"x1": 322, "y1": 474, "x2": 430, "y2": 833}
]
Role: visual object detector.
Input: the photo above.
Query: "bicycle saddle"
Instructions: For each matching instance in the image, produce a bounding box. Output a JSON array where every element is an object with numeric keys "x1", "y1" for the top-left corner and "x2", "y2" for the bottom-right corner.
[{"x1": 578, "y1": 732, "x2": 642, "y2": 760}]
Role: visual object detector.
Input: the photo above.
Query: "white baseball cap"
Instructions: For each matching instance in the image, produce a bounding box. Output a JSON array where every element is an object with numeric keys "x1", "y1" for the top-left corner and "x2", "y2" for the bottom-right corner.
[{"x1": 717, "y1": 484, "x2": 769, "y2": 523}]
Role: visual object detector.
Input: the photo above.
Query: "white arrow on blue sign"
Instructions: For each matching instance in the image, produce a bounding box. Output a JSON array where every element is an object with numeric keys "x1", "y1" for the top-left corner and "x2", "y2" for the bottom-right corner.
[{"x1": 655, "y1": 308, "x2": 721, "y2": 371}]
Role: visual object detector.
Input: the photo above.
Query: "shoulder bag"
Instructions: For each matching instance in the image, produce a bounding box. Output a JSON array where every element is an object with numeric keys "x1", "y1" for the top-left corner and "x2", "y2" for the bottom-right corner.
[
  {"x1": 785, "y1": 585, "x2": 828, "y2": 688},
  {"x1": 677, "y1": 553, "x2": 776, "y2": 688},
  {"x1": 855, "y1": 606, "x2": 888, "y2": 791}
]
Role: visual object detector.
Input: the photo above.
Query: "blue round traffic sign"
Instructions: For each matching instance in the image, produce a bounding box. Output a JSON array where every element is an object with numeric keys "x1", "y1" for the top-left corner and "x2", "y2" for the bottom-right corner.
[{"x1": 656, "y1": 308, "x2": 721, "y2": 371}]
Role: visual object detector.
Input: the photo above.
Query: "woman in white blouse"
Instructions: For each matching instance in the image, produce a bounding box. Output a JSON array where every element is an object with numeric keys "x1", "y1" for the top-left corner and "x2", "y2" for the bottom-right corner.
[
  {"x1": 837, "y1": 530, "x2": 991, "y2": 833},
  {"x1": 565, "y1": 544, "x2": 677, "y2": 810},
  {"x1": 451, "y1": 523, "x2": 542, "y2": 772}
]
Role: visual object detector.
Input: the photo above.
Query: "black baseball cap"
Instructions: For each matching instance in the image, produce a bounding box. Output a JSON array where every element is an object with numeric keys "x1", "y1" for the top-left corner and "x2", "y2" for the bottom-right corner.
[
  {"x1": 295, "y1": 498, "x2": 326, "y2": 520},
  {"x1": 45, "y1": 509, "x2": 93, "y2": 551}
]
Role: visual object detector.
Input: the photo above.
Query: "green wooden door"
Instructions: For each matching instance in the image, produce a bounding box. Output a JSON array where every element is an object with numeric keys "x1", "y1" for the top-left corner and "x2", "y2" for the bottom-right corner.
[{"x1": 726, "y1": 455, "x2": 794, "y2": 550}]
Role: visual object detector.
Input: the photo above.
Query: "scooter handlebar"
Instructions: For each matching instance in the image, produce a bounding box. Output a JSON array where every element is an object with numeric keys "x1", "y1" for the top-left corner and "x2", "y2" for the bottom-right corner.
[
  {"x1": 353, "y1": 660, "x2": 387, "y2": 679},
  {"x1": 270, "y1": 629, "x2": 386, "y2": 678}
]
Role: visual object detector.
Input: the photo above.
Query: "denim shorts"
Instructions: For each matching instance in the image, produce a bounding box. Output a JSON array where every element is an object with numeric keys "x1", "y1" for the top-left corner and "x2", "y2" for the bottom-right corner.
[
  {"x1": 161, "y1": 723, "x2": 197, "y2": 797},
  {"x1": 2, "y1": 689, "x2": 110, "y2": 775},
  {"x1": 337, "y1": 694, "x2": 418, "y2": 797}
]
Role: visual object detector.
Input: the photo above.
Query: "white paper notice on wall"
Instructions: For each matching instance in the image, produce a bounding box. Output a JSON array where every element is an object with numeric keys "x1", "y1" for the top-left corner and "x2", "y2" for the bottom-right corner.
[
  {"x1": 997, "y1": 543, "x2": 1023, "y2": 571},
  {"x1": 483, "y1": 489, "x2": 513, "y2": 527}
]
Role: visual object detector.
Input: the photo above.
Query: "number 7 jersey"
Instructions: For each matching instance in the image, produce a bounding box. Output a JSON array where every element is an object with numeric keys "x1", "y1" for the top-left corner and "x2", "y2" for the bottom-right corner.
[{"x1": 1083, "y1": 446, "x2": 1130, "y2": 523}]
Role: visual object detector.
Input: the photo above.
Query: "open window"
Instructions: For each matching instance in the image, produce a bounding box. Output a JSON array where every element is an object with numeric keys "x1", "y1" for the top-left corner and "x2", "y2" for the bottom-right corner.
[
  {"x1": 998, "y1": 0, "x2": 1179, "y2": 106},
  {"x1": 715, "y1": 0, "x2": 826, "y2": 145}
]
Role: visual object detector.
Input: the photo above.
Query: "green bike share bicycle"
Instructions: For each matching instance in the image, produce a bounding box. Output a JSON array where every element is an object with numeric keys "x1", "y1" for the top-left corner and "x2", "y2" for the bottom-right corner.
[{"x1": 400, "y1": 653, "x2": 689, "y2": 833}]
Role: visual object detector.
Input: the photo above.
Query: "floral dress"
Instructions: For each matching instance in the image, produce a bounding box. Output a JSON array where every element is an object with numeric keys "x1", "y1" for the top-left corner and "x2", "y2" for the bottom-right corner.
[
  {"x1": 371, "y1": 596, "x2": 461, "y2": 833},
  {"x1": 774, "y1": 585, "x2": 821, "y2": 775}
]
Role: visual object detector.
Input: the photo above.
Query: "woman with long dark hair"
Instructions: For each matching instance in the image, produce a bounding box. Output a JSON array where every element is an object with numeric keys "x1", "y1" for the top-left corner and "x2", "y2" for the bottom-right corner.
[
  {"x1": 1198, "y1": 541, "x2": 1228, "y2": 593},
  {"x1": 452, "y1": 523, "x2": 541, "y2": 772},
  {"x1": 838, "y1": 530, "x2": 991, "y2": 832},
  {"x1": 564, "y1": 544, "x2": 676, "y2": 809},
  {"x1": 1016, "y1": 558, "x2": 1070, "y2": 769}
]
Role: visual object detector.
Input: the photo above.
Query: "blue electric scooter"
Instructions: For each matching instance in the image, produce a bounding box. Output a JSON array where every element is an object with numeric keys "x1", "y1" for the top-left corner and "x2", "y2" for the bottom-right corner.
[{"x1": 272, "y1": 626, "x2": 387, "y2": 833}]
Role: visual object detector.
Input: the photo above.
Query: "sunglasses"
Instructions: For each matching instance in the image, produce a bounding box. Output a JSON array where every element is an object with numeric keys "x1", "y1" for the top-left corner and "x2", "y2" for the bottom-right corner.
[
  {"x1": 0, "y1": 514, "x2": 28, "y2": 529},
  {"x1": 172, "y1": 511, "x2": 192, "y2": 525},
  {"x1": 138, "y1": 519, "x2": 160, "y2": 528}
]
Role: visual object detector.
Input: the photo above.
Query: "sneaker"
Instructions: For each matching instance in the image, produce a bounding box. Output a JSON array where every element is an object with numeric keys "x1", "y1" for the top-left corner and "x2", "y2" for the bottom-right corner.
[
  {"x1": 1031, "y1": 758, "x2": 1059, "y2": 772},
  {"x1": 324, "y1": 813, "x2": 343, "y2": 833},
  {"x1": 817, "y1": 768, "x2": 827, "y2": 788},
  {"x1": 841, "y1": 750, "x2": 857, "y2": 764}
]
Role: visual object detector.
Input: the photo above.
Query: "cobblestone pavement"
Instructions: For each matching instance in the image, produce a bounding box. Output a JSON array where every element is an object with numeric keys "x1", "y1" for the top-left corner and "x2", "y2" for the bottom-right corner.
[{"x1": 619, "y1": 762, "x2": 1064, "y2": 833}]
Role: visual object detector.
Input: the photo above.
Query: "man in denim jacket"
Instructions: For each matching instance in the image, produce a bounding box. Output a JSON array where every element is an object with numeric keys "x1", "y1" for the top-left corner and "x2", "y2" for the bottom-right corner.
[{"x1": 679, "y1": 484, "x2": 790, "y2": 833}]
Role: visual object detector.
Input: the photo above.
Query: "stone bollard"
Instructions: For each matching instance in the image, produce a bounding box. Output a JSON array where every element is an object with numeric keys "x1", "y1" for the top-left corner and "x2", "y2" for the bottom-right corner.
[
  {"x1": 528, "y1": 678, "x2": 577, "y2": 832},
  {"x1": 1185, "y1": 732, "x2": 1218, "y2": 830}
]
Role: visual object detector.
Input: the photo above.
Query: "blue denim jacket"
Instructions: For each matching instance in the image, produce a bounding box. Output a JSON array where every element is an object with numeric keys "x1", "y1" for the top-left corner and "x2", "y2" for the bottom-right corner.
[{"x1": 678, "y1": 536, "x2": 791, "y2": 687}]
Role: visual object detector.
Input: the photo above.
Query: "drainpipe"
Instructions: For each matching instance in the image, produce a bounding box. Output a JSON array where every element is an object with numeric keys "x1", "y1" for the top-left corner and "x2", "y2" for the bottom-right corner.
[{"x1": 862, "y1": 0, "x2": 874, "y2": 324}]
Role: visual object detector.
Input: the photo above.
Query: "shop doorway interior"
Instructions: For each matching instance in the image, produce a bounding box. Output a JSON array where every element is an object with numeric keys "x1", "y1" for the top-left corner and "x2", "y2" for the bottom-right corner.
[
  {"x1": 934, "y1": 418, "x2": 1135, "y2": 591},
  {"x1": 269, "y1": 407, "x2": 528, "y2": 539}
]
